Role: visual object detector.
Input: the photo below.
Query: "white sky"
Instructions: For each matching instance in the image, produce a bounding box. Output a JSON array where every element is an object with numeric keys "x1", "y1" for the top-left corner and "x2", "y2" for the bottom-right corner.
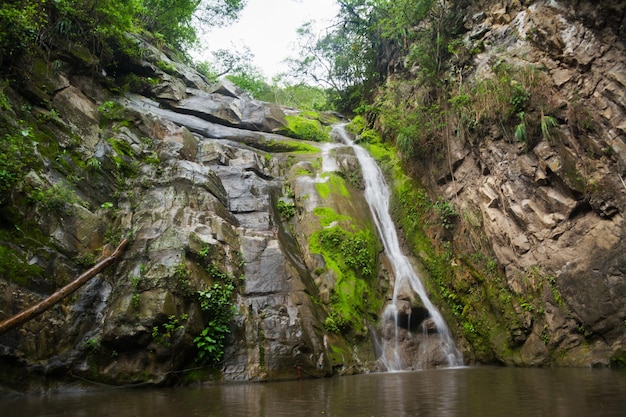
[{"x1": 192, "y1": 0, "x2": 339, "y2": 79}]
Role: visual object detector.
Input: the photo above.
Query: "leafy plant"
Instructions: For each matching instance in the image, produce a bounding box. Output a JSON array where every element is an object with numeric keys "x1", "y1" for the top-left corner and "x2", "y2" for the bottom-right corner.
[
  {"x1": 156, "y1": 60, "x2": 176, "y2": 74},
  {"x1": 433, "y1": 197, "x2": 457, "y2": 230},
  {"x1": 174, "y1": 262, "x2": 193, "y2": 298},
  {"x1": 510, "y1": 83, "x2": 530, "y2": 114},
  {"x1": 277, "y1": 200, "x2": 296, "y2": 220},
  {"x1": 194, "y1": 281, "x2": 235, "y2": 364},
  {"x1": 86, "y1": 156, "x2": 102, "y2": 171},
  {"x1": 152, "y1": 314, "x2": 188, "y2": 347}
]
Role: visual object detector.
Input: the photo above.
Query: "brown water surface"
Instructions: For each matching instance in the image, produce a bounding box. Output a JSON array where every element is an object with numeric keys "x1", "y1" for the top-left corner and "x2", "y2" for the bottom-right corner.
[{"x1": 1, "y1": 366, "x2": 625, "y2": 416}]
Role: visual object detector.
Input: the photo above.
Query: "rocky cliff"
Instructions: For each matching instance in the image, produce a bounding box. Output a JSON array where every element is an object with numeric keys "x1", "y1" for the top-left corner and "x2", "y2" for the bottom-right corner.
[
  {"x1": 1, "y1": 0, "x2": 625, "y2": 393},
  {"x1": 0, "y1": 35, "x2": 391, "y2": 391},
  {"x1": 380, "y1": 0, "x2": 626, "y2": 366}
]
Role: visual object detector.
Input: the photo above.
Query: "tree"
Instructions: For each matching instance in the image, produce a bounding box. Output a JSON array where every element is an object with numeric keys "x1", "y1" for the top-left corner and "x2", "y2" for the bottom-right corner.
[
  {"x1": 0, "y1": 0, "x2": 247, "y2": 65},
  {"x1": 287, "y1": 0, "x2": 432, "y2": 111},
  {"x1": 140, "y1": 0, "x2": 247, "y2": 50}
]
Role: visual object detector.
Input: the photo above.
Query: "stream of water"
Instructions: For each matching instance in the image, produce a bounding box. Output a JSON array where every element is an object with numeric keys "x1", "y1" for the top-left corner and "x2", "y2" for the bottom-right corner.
[{"x1": 331, "y1": 125, "x2": 463, "y2": 370}]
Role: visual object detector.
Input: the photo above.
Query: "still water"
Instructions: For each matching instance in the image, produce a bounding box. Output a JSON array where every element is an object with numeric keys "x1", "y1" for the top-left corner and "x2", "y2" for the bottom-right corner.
[{"x1": 2, "y1": 367, "x2": 625, "y2": 417}]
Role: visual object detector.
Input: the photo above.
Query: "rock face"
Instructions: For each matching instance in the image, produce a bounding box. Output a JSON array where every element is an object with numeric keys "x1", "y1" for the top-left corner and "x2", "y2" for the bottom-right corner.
[
  {"x1": 1, "y1": 0, "x2": 625, "y2": 393},
  {"x1": 407, "y1": 0, "x2": 626, "y2": 366},
  {"x1": 0, "y1": 44, "x2": 384, "y2": 390}
]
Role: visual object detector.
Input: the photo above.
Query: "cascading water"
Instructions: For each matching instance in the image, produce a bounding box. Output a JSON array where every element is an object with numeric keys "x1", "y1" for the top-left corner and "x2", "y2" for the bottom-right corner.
[{"x1": 331, "y1": 124, "x2": 463, "y2": 371}]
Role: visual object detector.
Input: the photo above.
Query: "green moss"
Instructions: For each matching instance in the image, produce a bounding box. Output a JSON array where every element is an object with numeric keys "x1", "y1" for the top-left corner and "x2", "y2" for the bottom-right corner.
[
  {"x1": 315, "y1": 172, "x2": 350, "y2": 199},
  {"x1": 309, "y1": 207, "x2": 381, "y2": 335},
  {"x1": 294, "y1": 167, "x2": 314, "y2": 176},
  {"x1": 98, "y1": 100, "x2": 127, "y2": 125},
  {"x1": 252, "y1": 138, "x2": 320, "y2": 154},
  {"x1": 106, "y1": 138, "x2": 139, "y2": 177},
  {"x1": 107, "y1": 138, "x2": 133, "y2": 156},
  {"x1": 156, "y1": 60, "x2": 176, "y2": 74},
  {"x1": 281, "y1": 115, "x2": 330, "y2": 142},
  {"x1": 30, "y1": 182, "x2": 89, "y2": 214},
  {"x1": 346, "y1": 115, "x2": 366, "y2": 134},
  {"x1": 0, "y1": 245, "x2": 44, "y2": 285},
  {"x1": 312, "y1": 207, "x2": 351, "y2": 227}
]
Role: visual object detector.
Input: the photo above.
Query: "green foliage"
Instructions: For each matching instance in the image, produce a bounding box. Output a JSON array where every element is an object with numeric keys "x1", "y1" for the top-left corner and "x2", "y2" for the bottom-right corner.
[
  {"x1": 194, "y1": 281, "x2": 235, "y2": 364},
  {"x1": 175, "y1": 262, "x2": 193, "y2": 298},
  {"x1": 226, "y1": 72, "x2": 272, "y2": 98},
  {"x1": 346, "y1": 115, "x2": 382, "y2": 144},
  {"x1": 258, "y1": 139, "x2": 319, "y2": 154},
  {"x1": 156, "y1": 60, "x2": 176, "y2": 74},
  {"x1": 152, "y1": 314, "x2": 188, "y2": 347},
  {"x1": 433, "y1": 197, "x2": 457, "y2": 230},
  {"x1": 313, "y1": 206, "x2": 351, "y2": 227},
  {"x1": 356, "y1": 129, "x2": 381, "y2": 144},
  {"x1": 276, "y1": 200, "x2": 295, "y2": 220},
  {"x1": 268, "y1": 83, "x2": 329, "y2": 110},
  {"x1": 30, "y1": 182, "x2": 88, "y2": 214},
  {"x1": 83, "y1": 337, "x2": 101, "y2": 354},
  {"x1": 324, "y1": 315, "x2": 341, "y2": 333},
  {"x1": 347, "y1": 115, "x2": 367, "y2": 134},
  {"x1": 514, "y1": 112, "x2": 527, "y2": 144},
  {"x1": 510, "y1": 83, "x2": 530, "y2": 113},
  {"x1": 0, "y1": 131, "x2": 33, "y2": 204},
  {"x1": 540, "y1": 112, "x2": 558, "y2": 141},
  {"x1": 98, "y1": 100, "x2": 126, "y2": 123},
  {"x1": 1, "y1": 0, "x2": 246, "y2": 64},
  {"x1": 195, "y1": 61, "x2": 219, "y2": 83},
  {"x1": 0, "y1": 2, "x2": 42, "y2": 53}
]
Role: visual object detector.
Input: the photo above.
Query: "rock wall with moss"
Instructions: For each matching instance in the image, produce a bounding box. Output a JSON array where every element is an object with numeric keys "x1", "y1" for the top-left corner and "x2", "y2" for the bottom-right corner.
[
  {"x1": 360, "y1": 0, "x2": 626, "y2": 366},
  {"x1": 0, "y1": 35, "x2": 391, "y2": 392}
]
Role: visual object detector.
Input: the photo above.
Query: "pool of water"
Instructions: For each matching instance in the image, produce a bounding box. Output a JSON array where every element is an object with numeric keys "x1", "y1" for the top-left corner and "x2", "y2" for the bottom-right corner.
[{"x1": 2, "y1": 366, "x2": 625, "y2": 417}]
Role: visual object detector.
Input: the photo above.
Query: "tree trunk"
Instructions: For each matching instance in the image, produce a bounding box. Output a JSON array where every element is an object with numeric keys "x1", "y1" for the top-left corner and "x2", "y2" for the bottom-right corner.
[{"x1": 0, "y1": 239, "x2": 128, "y2": 335}]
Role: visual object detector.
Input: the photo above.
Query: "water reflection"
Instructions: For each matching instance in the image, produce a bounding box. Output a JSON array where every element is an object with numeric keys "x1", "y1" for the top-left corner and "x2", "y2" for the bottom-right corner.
[{"x1": 2, "y1": 367, "x2": 626, "y2": 417}]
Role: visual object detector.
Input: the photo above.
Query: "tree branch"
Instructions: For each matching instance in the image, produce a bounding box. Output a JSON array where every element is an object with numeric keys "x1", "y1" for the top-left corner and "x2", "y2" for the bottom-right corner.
[{"x1": 0, "y1": 239, "x2": 129, "y2": 335}]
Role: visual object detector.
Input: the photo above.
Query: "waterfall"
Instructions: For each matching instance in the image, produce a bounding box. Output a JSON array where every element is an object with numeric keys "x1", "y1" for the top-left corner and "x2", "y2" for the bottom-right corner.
[{"x1": 331, "y1": 124, "x2": 463, "y2": 370}]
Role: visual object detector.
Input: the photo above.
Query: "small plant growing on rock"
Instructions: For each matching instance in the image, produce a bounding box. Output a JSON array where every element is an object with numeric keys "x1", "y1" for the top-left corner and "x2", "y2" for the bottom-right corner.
[
  {"x1": 130, "y1": 275, "x2": 141, "y2": 309},
  {"x1": 433, "y1": 197, "x2": 457, "y2": 230},
  {"x1": 194, "y1": 281, "x2": 235, "y2": 364},
  {"x1": 152, "y1": 314, "x2": 188, "y2": 347},
  {"x1": 174, "y1": 262, "x2": 194, "y2": 299},
  {"x1": 540, "y1": 111, "x2": 558, "y2": 141},
  {"x1": 277, "y1": 200, "x2": 296, "y2": 220},
  {"x1": 83, "y1": 337, "x2": 100, "y2": 354}
]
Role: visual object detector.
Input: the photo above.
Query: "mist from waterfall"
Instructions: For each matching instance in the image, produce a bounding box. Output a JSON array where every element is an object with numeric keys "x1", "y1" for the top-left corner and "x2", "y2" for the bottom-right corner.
[{"x1": 330, "y1": 124, "x2": 463, "y2": 370}]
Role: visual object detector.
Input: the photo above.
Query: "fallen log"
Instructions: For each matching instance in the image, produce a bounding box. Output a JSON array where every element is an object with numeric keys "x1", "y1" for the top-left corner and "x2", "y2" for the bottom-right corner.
[{"x1": 0, "y1": 238, "x2": 128, "y2": 335}]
